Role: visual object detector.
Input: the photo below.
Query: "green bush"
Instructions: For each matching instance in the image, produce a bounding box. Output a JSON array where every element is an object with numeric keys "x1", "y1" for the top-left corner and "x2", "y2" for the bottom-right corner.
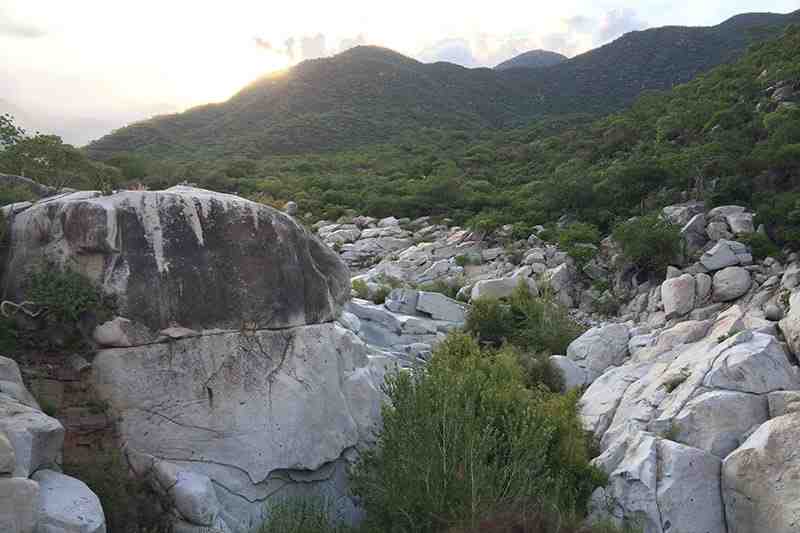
[
  {"x1": 465, "y1": 285, "x2": 585, "y2": 356},
  {"x1": 351, "y1": 333, "x2": 605, "y2": 533},
  {"x1": 558, "y1": 223, "x2": 601, "y2": 267},
  {"x1": 0, "y1": 183, "x2": 37, "y2": 206},
  {"x1": 352, "y1": 279, "x2": 371, "y2": 300},
  {"x1": 259, "y1": 498, "x2": 354, "y2": 533},
  {"x1": 418, "y1": 279, "x2": 463, "y2": 300},
  {"x1": 739, "y1": 232, "x2": 781, "y2": 260},
  {"x1": 373, "y1": 285, "x2": 391, "y2": 305},
  {"x1": 612, "y1": 214, "x2": 680, "y2": 275},
  {"x1": 27, "y1": 269, "x2": 114, "y2": 326},
  {"x1": 511, "y1": 348, "x2": 565, "y2": 393}
]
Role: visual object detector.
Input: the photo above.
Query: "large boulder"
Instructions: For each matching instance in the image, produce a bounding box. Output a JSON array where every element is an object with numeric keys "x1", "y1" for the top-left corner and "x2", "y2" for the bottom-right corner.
[
  {"x1": 661, "y1": 274, "x2": 695, "y2": 318},
  {"x1": 722, "y1": 413, "x2": 800, "y2": 533},
  {"x1": 470, "y1": 277, "x2": 537, "y2": 301},
  {"x1": 712, "y1": 266, "x2": 751, "y2": 302},
  {"x1": 566, "y1": 324, "x2": 630, "y2": 382},
  {"x1": 0, "y1": 477, "x2": 40, "y2": 533},
  {"x1": 31, "y1": 469, "x2": 106, "y2": 533},
  {"x1": 92, "y1": 323, "x2": 390, "y2": 532},
  {"x1": 1, "y1": 187, "x2": 349, "y2": 331},
  {"x1": 779, "y1": 290, "x2": 800, "y2": 356}
]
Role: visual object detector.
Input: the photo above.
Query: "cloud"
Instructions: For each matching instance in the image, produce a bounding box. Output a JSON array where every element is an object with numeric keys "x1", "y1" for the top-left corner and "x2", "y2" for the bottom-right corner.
[
  {"x1": 595, "y1": 8, "x2": 647, "y2": 42},
  {"x1": 418, "y1": 38, "x2": 479, "y2": 66},
  {"x1": 299, "y1": 33, "x2": 326, "y2": 59},
  {"x1": 339, "y1": 33, "x2": 367, "y2": 52},
  {"x1": 255, "y1": 32, "x2": 333, "y2": 61},
  {"x1": 0, "y1": 10, "x2": 46, "y2": 39}
]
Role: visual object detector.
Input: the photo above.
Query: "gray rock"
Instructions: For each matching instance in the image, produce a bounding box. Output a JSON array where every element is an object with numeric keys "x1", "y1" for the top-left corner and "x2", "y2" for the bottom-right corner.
[
  {"x1": 470, "y1": 277, "x2": 537, "y2": 301},
  {"x1": 712, "y1": 266, "x2": 751, "y2": 302},
  {"x1": 549, "y1": 356, "x2": 587, "y2": 391},
  {"x1": 0, "y1": 396, "x2": 64, "y2": 478},
  {"x1": 93, "y1": 317, "x2": 153, "y2": 347},
  {"x1": 155, "y1": 462, "x2": 220, "y2": 527},
  {"x1": 416, "y1": 292, "x2": 466, "y2": 323},
  {"x1": 377, "y1": 216, "x2": 399, "y2": 227},
  {"x1": 661, "y1": 274, "x2": 695, "y2": 318},
  {"x1": 384, "y1": 289, "x2": 419, "y2": 315},
  {"x1": 672, "y1": 390, "x2": 768, "y2": 457},
  {"x1": 706, "y1": 220, "x2": 733, "y2": 241},
  {"x1": 707, "y1": 205, "x2": 746, "y2": 220},
  {"x1": 567, "y1": 324, "x2": 630, "y2": 382},
  {"x1": 662, "y1": 202, "x2": 704, "y2": 226},
  {"x1": 695, "y1": 272, "x2": 712, "y2": 304},
  {"x1": 726, "y1": 212, "x2": 754, "y2": 235},
  {"x1": 32, "y1": 469, "x2": 106, "y2": 533},
  {"x1": 723, "y1": 413, "x2": 800, "y2": 533},
  {"x1": 283, "y1": 201, "x2": 298, "y2": 216},
  {"x1": 700, "y1": 241, "x2": 739, "y2": 271},
  {"x1": 2, "y1": 187, "x2": 349, "y2": 331},
  {"x1": 768, "y1": 391, "x2": 800, "y2": 417},
  {"x1": 778, "y1": 290, "x2": 800, "y2": 356},
  {"x1": 0, "y1": 477, "x2": 39, "y2": 533},
  {"x1": 0, "y1": 432, "x2": 14, "y2": 475},
  {"x1": 764, "y1": 303, "x2": 783, "y2": 321}
]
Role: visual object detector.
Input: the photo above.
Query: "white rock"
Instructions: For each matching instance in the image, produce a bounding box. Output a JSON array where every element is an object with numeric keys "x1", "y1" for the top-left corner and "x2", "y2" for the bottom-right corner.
[
  {"x1": 672, "y1": 390, "x2": 768, "y2": 457},
  {"x1": 377, "y1": 216, "x2": 399, "y2": 227},
  {"x1": 700, "y1": 241, "x2": 739, "y2": 271},
  {"x1": 0, "y1": 477, "x2": 39, "y2": 533},
  {"x1": 470, "y1": 277, "x2": 537, "y2": 301},
  {"x1": 767, "y1": 391, "x2": 800, "y2": 417},
  {"x1": 155, "y1": 462, "x2": 220, "y2": 527},
  {"x1": 0, "y1": 396, "x2": 64, "y2": 478},
  {"x1": 778, "y1": 290, "x2": 800, "y2": 356},
  {"x1": 0, "y1": 432, "x2": 14, "y2": 475},
  {"x1": 384, "y1": 288, "x2": 419, "y2": 315},
  {"x1": 32, "y1": 469, "x2": 106, "y2": 533},
  {"x1": 567, "y1": 324, "x2": 630, "y2": 382},
  {"x1": 707, "y1": 205, "x2": 746, "y2": 219},
  {"x1": 723, "y1": 413, "x2": 800, "y2": 533},
  {"x1": 712, "y1": 266, "x2": 751, "y2": 302},
  {"x1": 416, "y1": 292, "x2": 466, "y2": 323},
  {"x1": 549, "y1": 356, "x2": 587, "y2": 391},
  {"x1": 726, "y1": 212, "x2": 754, "y2": 235},
  {"x1": 93, "y1": 317, "x2": 153, "y2": 347},
  {"x1": 661, "y1": 274, "x2": 695, "y2": 318}
]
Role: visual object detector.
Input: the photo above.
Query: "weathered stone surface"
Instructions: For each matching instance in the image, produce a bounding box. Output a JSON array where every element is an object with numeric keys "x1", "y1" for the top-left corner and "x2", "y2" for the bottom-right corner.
[
  {"x1": 154, "y1": 462, "x2": 220, "y2": 527},
  {"x1": 672, "y1": 390, "x2": 768, "y2": 457},
  {"x1": 2, "y1": 187, "x2": 349, "y2": 331},
  {"x1": 723, "y1": 413, "x2": 800, "y2": 533},
  {"x1": 726, "y1": 212, "x2": 754, "y2": 235},
  {"x1": 661, "y1": 274, "x2": 695, "y2": 318},
  {"x1": 0, "y1": 432, "x2": 14, "y2": 474},
  {"x1": 92, "y1": 323, "x2": 388, "y2": 532},
  {"x1": 416, "y1": 292, "x2": 466, "y2": 323},
  {"x1": 0, "y1": 396, "x2": 64, "y2": 478},
  {"x1": 700, "y1": 241, "x2": 739, "y2": 271},
  {"x1": 712, "y1": 266, "x2": 751, "y2": 302},
  {"x1": 589, "y1": 430, "x2": 725, "y2": 533},
  {"x1": 0, "y1": 477, "x2": 39, "y2": 533},
  {"x1": 695, "y1": 272, "x2": 712, "y2": 304},
  {"x1": 567, "y1": 324, "x2": 630, "y2": 382},
  {"x1": 549, "y1": 356, "x2": 587, "y2": 391},
  {"x1": 779, "y1": 290, "x2": 800, "y2": 356},
  {"x1": 384, "y1": 288, "x2": 419, "y2": 315},
  {"x1": 470, "y1": 277, "x2": 537, "y2": 301},
  {"x1": 32, "y1": 469, "x2": 106, "y2": 533},
  {"x1": 768, "y1": 391, "x2": 800, "y2": 417},
  {"x1": 93, "y1": 316, "x2": 154, "y2": 347},
  {"x1": 707, "y1": 205, "x2": 746, "y2": 220}
]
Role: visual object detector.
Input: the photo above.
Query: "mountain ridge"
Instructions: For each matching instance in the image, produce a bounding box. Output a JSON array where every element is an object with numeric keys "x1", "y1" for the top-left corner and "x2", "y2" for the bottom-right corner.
[{"x1": 87, "y1": 9, "x2": 800, "y2": 160}]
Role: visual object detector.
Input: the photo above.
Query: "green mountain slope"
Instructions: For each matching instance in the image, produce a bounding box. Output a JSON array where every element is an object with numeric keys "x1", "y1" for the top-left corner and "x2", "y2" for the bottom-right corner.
[
  {"x1": 87, "y1": 10, "x2": 800, "y2": 160},
  {"x1": 493, "y1": 50, "x2": 567, "y2": 70}
]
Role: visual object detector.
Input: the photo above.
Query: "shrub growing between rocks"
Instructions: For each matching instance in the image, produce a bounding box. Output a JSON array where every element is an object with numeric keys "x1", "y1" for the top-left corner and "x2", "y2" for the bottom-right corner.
[
  {"x1": 351, "y1": 333, "x2": 605, "y2": 533},
  {"x1": 612, "y1": 214, "x2": 680, "y2": 275},
  {"x1": 558, "y1": 223, "x2": 601, "y2": 267}
]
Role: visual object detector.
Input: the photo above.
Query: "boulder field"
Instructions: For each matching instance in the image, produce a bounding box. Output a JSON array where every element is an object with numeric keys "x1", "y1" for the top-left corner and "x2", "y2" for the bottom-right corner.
[{"x1": 2, "y1": 187, "x2": 800, "y2": 533}]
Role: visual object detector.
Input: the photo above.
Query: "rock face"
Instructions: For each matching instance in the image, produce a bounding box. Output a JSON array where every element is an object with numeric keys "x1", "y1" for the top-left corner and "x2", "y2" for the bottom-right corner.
[
  {"x1": 722, "y1": 413, "x2": 800, "y2": 533},
  {"x1": 566, "y1": 324, "x2": 629, "y2": 383},
  {"x1": 1, "y1": 187, "x2": 349, "y2": 331},
  {"x1": 0, "y1": 356, "x2": 106, "y2": 533}
]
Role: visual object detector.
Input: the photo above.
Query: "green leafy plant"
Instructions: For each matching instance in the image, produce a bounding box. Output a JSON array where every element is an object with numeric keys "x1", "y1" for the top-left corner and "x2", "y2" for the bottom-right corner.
[
  {"x1": 352, "y1": 279, "x2": 371, "y2": 300},
  {"x1": 27, "y1": 269, "x2": 114, "y2": 326},
  {"x1": 373, "y1": 285, "x2": 391, "y2": 305},
  {"x1": 558, "y1": 223, "x2": 601, "y2": 268},
  {"x1": 612, "y1": 214, "x2": 680, "y2": 275},
  {"x1": 259, "y1": 498, "x2": 355, "y2": 533},
  {"x1": 739, "y1": 232, "x2": 781, "y2": 260},
  {"x1": 351, "y1": 333, "x2": 606, "y2": 533}
]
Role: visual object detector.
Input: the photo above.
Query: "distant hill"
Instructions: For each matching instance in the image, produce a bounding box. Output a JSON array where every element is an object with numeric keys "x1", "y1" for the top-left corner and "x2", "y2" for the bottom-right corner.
[
  {"x1": 494, "y1": 50, "x2": 567, "y2": 70},
  {"x1": 87, "y1": 9, "x2": 800, "y2": 160}
]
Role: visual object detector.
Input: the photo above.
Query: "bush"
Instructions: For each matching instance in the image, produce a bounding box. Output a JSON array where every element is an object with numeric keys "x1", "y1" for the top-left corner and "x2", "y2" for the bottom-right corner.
[
  {"x1": 259, "y1": 498, "x2": 354, "y2": 533},
  {"x1": 465, "y1": 285, "x2": 585, "y2": 356},
  {"x1": 512, "y1": 348, "x2": 565, "y2": 393},
  {"x1": 27, "y1": 268, "x2": 114, "y2": 326},
  {"x1": 558, "y1": 223, "x2": 601, "y2": 267},
  {"x1": 64, "y1": 448, "x2": 169, "y2": 533},
  {"x1": 351, "y1": 333, "x2": 605, "y2": 533},
  {"x1": 739, "y1": 232, "x2": 781, "y2": 260},
  {"x1": 612, "y1": 214, "x2": 680, "y2": 275},
  {"x1": 373, "y1": 285, "x2": 391, "y2": 305},
  {"x1": 352, "y1": 279, "x2": 370, "y2": 300},
  {"x1": 418, "y1": 279, "x2": 464, "y2": 300}
]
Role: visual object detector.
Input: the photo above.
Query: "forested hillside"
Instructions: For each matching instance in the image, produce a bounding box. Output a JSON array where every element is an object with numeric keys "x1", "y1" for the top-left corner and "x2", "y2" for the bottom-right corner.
[{"x1": 86, "y1": 10, "x2": 799, "y2": 159}]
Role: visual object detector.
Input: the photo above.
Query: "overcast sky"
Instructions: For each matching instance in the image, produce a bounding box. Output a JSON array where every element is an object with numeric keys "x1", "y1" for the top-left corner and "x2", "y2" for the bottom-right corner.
[{"x1": 1, "y1": 0, "x2": 798, "y2": 145}]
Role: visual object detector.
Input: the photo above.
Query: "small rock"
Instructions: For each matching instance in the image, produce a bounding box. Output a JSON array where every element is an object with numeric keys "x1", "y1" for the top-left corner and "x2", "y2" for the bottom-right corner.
[
  {"x1": 712, "y1": 267, "x2": 751, "y2": 302},
  {"x1": 283, "y1": 201, "x2": 298, "y2": 216}
]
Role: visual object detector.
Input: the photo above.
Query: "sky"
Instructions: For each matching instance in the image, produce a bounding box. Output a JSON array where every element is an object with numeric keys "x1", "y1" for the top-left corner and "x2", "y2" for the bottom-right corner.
[{"x1": 1, "y1": 0, "x2": 798, "y2": 145}]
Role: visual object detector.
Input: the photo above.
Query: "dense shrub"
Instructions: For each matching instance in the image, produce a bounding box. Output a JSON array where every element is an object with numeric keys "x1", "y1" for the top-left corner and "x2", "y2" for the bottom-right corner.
[
  {"x1": 465, "y1": 285, "x2": 584, "y2": 356},
  {"x1": 558, "y1": 223, "x2": 601, "y2": 267},
  {"x1": 739, "y1": 232, "x2": 781, "y2": 260},
  {"x1": 27, "y1": 269, "x2": 114, "y2": 326},
  {"x1": 351, "y1": 333, "x2": 605, "y2": 533},
  {"x1": 418, "y1": 279, "x2": 463, "y2": 300},
  {"x1": 612, "y1": 214, "x2": 681, "y2": 275},
  {"x1": 352, "y1": 279, "x2": 371, "y2": 300},
  {"x1": 373, "y1": 285, "x2": 391, "y2": 305},
  {"x1": 259, "y1": 498, "x2": 354, "y2": 533}
]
